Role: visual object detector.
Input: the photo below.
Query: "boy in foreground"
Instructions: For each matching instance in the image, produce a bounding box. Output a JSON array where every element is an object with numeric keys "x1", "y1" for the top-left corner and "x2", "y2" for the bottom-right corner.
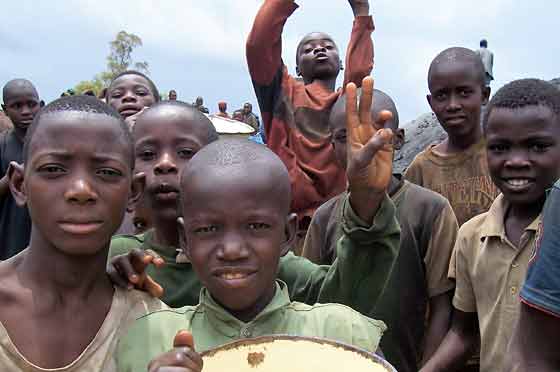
[
  {"x1": 116, "y1": 78, "x2": 395, "y2": 371},
  {"x1": 109, "y1": 89, "x2": 399, "y2": 318},
  {"x1": 0, "y1": 79, "x2": 42, "y2": 259},
  {"x1": 0, "y1": 96, "x2": 164, "y2": 371},
  {"x1": 420, "y1": 79, "x2": 560, "y2": 372},
  {"x1": 246, "y1": 0, "x2": 375, "y2": 229},
  {"x1": 303, "y1": 87, "x2": 458, "y2": 372},
  {"x1": 405, "y1": 47, "x2": 499, "y2": 226}
]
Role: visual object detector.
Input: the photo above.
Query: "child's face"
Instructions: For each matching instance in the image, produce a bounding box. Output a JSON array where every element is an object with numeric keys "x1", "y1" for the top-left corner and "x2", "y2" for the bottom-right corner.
[
  {"x1": 20, "y1": 113, "x2": 134, "y2": 255},
  {"x1": 107, "y1": 75, "x2": 156, "y2": 118},
  {"x1": 133, "y1": 108, "x2": 209, "y2": 222},
  {"x1": 486, "y1": 106, "x2": 560, "y2": 206},
  {"x1": 180, "y1": 166, "x2": 295, "y2": 320},
  {"x1": 296, "y1": 33, "x2": 341, "y2": 80},
  {"x1": 2, "y1": 89, "x2": 41, "y2": 131},
  {"x1": 427, "y1": 61, "x2": 489, "y2": 141}
]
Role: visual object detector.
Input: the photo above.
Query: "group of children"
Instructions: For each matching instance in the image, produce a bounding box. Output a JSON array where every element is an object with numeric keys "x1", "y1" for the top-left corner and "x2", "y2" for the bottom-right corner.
[{"x1": 0, "y1": 0, "x2": 559, "y2": 371}]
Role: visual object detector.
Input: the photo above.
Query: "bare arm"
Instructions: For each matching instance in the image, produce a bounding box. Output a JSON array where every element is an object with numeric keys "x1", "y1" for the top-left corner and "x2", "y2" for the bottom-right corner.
[
  {"x1": 421, "y1": 291, "x2": 453, "y2": 365},
  {"x1": 506, "y1": 303, "x2": 560, "y2": 372},
  {"x1": 420, "y1": 309, "x2": 478, "y2": 372}
]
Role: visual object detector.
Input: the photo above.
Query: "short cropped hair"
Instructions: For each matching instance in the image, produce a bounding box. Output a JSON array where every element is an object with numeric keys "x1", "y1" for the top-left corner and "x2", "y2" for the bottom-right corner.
[
  {"x1": 106, "y1": 70, "x2": 160, "y2": 102},
  {"x1": 23, "y1": 95, "x2": 134, "y2": 168},
  {"x1": 483, "y1": 79, "x2": 560, "y2": 131}
]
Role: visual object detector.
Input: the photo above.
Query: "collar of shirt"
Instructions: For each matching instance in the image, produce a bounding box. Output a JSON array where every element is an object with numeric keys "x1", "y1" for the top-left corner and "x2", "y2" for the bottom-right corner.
[
  {"x1": 480, "y1": 194, "x2": 541, "y2": 242},
  {"x1": 198, "y1": 281, "x2": 291, "y2": 338}
]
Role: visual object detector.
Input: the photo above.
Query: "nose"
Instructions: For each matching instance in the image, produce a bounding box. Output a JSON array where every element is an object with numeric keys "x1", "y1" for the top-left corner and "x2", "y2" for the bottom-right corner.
[
  {"x1": 154, "y1": 152, "x2": 178, "y2": 175},
  {"x1": 447, "y1": 94, "x2": 461, "y2": 111},
  {"x1": 217, "y1": 231, "x2": 249, "y2": 261},
  {"x1": 122, "y1": 90, "x2": 137, "y2": 103},
  {"x1": 505, "y1": 149, "x2": 531, "y2": 169},
  {"x1": 64, "y1": 177, "x2": 97, "y2": 204},
  {"x1": 314, "y1": 46, "x2": 327, "y2": 54},
  {"x1": 20, "y1": 104, "x2": 31, "y2": 115}
]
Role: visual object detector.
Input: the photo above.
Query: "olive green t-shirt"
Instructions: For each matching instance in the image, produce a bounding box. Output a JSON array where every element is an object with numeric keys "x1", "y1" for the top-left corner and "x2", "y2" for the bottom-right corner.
[
  {"x1": 116, "y1": 281, "x2": 387, "y2": 372},
  {"x1": 109, "y1": 194, "x2": 400, "y2": 318}
]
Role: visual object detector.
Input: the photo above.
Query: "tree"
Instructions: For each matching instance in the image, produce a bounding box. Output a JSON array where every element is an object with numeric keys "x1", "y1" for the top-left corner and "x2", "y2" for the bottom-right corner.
[{"x1": 73, "y1": 31, "x2": 149, "y2": 95}]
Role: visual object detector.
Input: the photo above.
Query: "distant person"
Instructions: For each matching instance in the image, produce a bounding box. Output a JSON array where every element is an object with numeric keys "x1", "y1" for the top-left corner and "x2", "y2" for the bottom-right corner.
[
  {"x1": 193, "y1": 96, "x2": 209, "y2": 114},
  {"x1": 168, "y1": 89, "x2": 177, "y2": 101},
  {"x1": 232, "y1": 109, "x2": 244, "y2": 122},
  {"x1": 476, "y1": 39, "x2": 494, "y2": 86},
  {"x1": 1, "y1": 79, "x2": 42, "y2": 260},
  {"x1": 241, "y1": 102, "x2": 259, "y2": 132},
  {"x1": 216, "y1": 101, "x2": 230, "y2": 118},
  {"x1": 82, "y1": 89, "x2": 96, "y2": 96}
]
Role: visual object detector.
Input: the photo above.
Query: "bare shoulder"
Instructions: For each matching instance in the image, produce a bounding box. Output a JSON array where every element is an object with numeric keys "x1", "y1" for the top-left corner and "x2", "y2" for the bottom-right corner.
[{"x1": 0, "y1": 253, "x2": 25, "y2": 301}]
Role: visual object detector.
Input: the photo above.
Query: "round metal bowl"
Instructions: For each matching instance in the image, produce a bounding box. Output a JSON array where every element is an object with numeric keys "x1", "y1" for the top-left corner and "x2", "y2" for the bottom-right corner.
[{"x1": 201, "y1": 335, "x2": 397, "y2": 372}]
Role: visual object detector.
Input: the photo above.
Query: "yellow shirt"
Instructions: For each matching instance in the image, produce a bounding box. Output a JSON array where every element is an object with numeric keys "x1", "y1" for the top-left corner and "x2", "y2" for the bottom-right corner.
[
  {"x1": 452, "y1": 194, "x2": 540, "y2": 372},
  {"x1": 0, "y1": 288, "x2": 166, "y2": 372}
]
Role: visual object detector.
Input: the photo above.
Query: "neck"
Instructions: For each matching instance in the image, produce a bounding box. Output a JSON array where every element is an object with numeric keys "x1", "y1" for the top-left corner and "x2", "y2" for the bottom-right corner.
[
  {"x1": 13, "y1": 126, "x2": 27, "y2": 143},
  {"x1": 19, "y1": 230, "x2": 113, "y2": 301},
  {"x1": 304, "y1": 77, "x2": 337, "y2": 91},
  {"x1": 508, "y1": 197, "x2": 545, "y2": 225},
  {"x1": 444, "y1": 126, "x2": 483, "y2": 153},
  {"x1": 220, "y1": 284, "x2": 276, "y2": 323},
  {"x1": 152, "y1": 215, "x2": 180, "y2": 248}
]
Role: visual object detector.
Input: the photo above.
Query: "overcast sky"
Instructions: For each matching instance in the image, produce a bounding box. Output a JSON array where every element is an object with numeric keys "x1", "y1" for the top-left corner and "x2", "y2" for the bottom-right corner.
[{"x1": 1, "y1": 0, "x2": 557, "y2": 123}]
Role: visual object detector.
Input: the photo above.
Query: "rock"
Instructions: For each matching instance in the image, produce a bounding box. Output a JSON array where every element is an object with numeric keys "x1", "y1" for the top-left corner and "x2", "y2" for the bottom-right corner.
[
  {"x1": 550, "y1": 78, "x2": 560, "y2": 89},
  {"x1": 393, "y1": 112, "x2": 447, "y2": 174}
]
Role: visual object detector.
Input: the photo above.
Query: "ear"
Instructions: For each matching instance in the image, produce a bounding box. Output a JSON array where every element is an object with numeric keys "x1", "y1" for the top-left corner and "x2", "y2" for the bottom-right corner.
[
  {"x1": 295, "y1": 66, "x2": 301, "y2": 77},
  {"x1": 482, "y1": 86, "x2": 491, "y2": 105},
  {"x1": 177, "y1": 217, "x2": 190, "y2": 259},
  {"x1": 127, "y1": 172, "x2": 145, "y2": 211},
  {"x1": 426, "y1": 94, "x2": 434, "y2": 110},
  {"x1": 393, "y1": 128, "x2": 405, "y2": 150},
  {"x1": 340, "y1": 60, "x2": 344, "y2": 71},
  {"x1": 8, "y1": 162, "x2": 26, "y2": 207},
  {"x1": 280, "y1": 213, "x2": 298, "y2": 257},
  {"x1": 39, "y1": 100, "x2": 45, "y2": 108}
]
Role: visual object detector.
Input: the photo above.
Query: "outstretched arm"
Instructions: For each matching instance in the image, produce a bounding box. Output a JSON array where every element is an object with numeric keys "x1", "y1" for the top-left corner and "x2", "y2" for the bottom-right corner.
[{"x1": 343, "y1": 0, "x2": 374, "y2": 88}]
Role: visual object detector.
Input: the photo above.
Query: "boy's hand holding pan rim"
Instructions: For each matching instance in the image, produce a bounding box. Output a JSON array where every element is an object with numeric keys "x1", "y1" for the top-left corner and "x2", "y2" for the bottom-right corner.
[
  {"x1": 345, "y1": 76, "x2": 394, "y2": 224},
  {"x1": 107, "y1": 248, "x2": 165, "y2": 299},
  {"x1": 148, "y1": 330, "x2": 202, "y2": 372}
]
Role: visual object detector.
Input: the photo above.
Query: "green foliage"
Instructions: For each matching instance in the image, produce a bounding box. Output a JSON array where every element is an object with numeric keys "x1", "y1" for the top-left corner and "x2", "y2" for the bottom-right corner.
[{"x1": 73, "y1": 30, "x2": 150, "y2": 94}]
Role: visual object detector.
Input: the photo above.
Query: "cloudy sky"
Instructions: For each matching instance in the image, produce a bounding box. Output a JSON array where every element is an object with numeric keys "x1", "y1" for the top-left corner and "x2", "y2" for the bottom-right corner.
[{"x1": 1, "y1": 0, "x2": 557, "y2": 123}]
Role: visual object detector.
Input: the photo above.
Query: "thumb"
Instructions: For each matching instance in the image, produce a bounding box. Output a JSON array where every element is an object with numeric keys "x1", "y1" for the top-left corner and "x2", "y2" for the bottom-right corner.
[
  {"x1": 375, "y1": 110, "x2": 394, "y2": 129},
  {"x1": 355, "y1": 128, "x2": 393, "y2": 167},
  {"x1": 173, "y1": 330, "x2": 195, "y2": 349}
]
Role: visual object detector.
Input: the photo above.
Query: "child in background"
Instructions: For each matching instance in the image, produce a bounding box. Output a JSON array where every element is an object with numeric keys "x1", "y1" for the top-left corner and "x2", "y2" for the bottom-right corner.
[
  {"x1": 116, "y1": 77, "x2": 395, "y2": 370},
  {"x1": 246, "y1": 0, "x2": 375, "y2": 233},
  {"x1": 421, "y1": 79, "x2": 560, "y2": 372},
  {"x1": 0, "y1": 96, "x2": 163, "y2": 371},
  {"x1": 303, "y1": 85, "x2": 458, "y2": 372},
  {"x1": 405, "y1": 47, "x2": 499, "y2": 226},
  {"x1": 0, "y1": 79, "x2": 42, "y2": 259}
]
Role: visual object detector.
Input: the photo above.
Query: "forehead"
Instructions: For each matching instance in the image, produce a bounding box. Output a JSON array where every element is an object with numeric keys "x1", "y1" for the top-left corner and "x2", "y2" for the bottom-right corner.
[
  {"x1": 486, "y1": 106, "x2": 560, "y2": 139},
  {"x1": 134, "y1": 107, "x2": 209, "y2": 143},
  {"x1": 111, "y1": 75, "x2": 151, "y2": 90},
  {"x1": 29, "y1": 112, "x2": 130, "y2": 161},
  {"x1": 4, "y1": 87, "x2": 39, "y2": 103},
  {"x1": 429, "y1": 59, "x2": 481, "y2": 89}
]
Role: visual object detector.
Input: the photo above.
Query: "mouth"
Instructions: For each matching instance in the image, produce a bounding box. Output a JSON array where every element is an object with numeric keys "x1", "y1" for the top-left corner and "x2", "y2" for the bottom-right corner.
[
  {"x1": 213, "y1": 268, "x2": 257, "y2": 287},
  {"x1": 502, "y1": 178, "x2": 534, "y2": 192},
  {"x1": 58, "y1": 221, "x2": 103, "y2": 235},
  {"x1": 444, "y1": 116, "x2": 467, "y2": 125},
  {"x1": 118, "y1": 106, "x2": 142, "y2": 118},
  {"x1": 314, "y1": 53, "x2": 330, "y2": 63},
  {"x1": 153, "y1": 183, "x2": 180, "y2": 202}
]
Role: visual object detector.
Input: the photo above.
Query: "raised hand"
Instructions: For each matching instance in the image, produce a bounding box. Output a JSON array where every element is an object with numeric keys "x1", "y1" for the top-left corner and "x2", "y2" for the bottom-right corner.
[
  {"x1": 345, "y1": 76, "x2": 394, "y2": 223},
  {"x1": 107, "y1": 248, "x2": 165, "y2": 298},
  {"x1": 148, "y1": 331, "x2": 203, "y2": 372}
]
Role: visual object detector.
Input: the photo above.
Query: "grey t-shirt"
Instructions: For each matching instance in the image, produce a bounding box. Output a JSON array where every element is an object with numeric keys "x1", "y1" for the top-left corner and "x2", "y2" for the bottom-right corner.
[
  {"x1": 0, "y1": 130, "x2": 31, "y2": 260},
  {"x1": 476, "y1": 47, "x2": 494, "y2": 78}
]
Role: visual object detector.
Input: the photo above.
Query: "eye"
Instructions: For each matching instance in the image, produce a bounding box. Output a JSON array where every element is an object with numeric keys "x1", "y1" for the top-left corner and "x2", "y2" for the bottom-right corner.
[
  {"x1": 178, "y1": 148, "x2": 196, "y2": 159},
  {"x1": 459, "y1": 89, "x2": 473, "y2": 98},
  {"x1": 138, "y1": 149, "x2": 156, "y2": 161},
  {"x1": 110, "y1": 91, "x2": 123, "y2": 98},
  {"x1": 434, "y1": 92, "x2": 447, "y2": 101},
  {"x1": 488, "y1": 143, "x2": 509, "y2": 153},
  {"x1": 304, "y1": 47, "x2": 313, "y2": 54},
  {"x1": 135, "y1": 89, "x2": 148, "y2": 96},
  {"x1": 325, "y1": 45, "x2": 334, "y2": 50},
  {"x1": 38, "y1": 164, "x2": 66, "y2": 176},
  {"x1": 133, "y1": 218, "x2": 147, "y2": 232},
  {"x1": 248, "y1": 222, "x2": 270, "y2": 231},
  {"x1": 194, "y1": 225, "x2": 219, "y2": 234},
  {"x1": 97, "y1": 168, "x2": 123, "y2": 178},
  {"x1": 530, "y1": 143, "x2": 551, "y2": 153}
]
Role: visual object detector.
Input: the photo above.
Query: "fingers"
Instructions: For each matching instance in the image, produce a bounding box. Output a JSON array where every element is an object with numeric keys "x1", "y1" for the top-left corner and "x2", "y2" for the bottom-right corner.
[
  {"x1": 358, "y1": 77, "x2": 374, "y2": 138},
  {"x1": 376, "y1": 110, "x2": 394, "y2": 129},
  {"x1": 355, "y1": 128, "x2": 394, "y2": 169},
  {"x1": 174, "y1": 330, "x2": 195, "y2": 349},
  {"x1": 107, "y1": 259, "x2": 132, "y2": 290},
  {"x1": 144, "y1": 276, "x2": 165, "y2": 298},
  {"x1": 110, "y1": 254, "x2": 137, "y2": 289},
  {"x1": 147, "y1": 348, "x2": 203, "y2": 372},
  {"x1": 345, "y1": 82, "x2": 361, "y2": 145}
]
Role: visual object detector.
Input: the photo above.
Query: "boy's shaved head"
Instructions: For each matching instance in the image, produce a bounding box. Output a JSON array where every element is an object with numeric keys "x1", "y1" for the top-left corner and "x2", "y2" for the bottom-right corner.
[
  {"x1": 3, "y1": 79, "x2": 39, "y2": 102},
  {"x1": 180, "y1": 138, "x2": 291, "y2": 213},
  {"x1": 484, "y1": 78, "x2": 560, "y2": 130},
  {"x1": 135, "y1": 100, "x2": 219, "y2": 144},
  {"x1": 23, "y1": 95, "x2": 133, "y2": 166},
  {"x1": 296, "y1": 31, "x2": 338, "y2": 64},
  {"x1": 428, "y1": 47, "x2": 486, "y2": 88}
]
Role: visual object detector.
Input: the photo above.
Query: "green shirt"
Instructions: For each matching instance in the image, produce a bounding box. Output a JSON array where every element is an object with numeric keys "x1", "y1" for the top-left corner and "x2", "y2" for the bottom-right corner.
[
  {"x1": 109, "y1": 194, "x2": 399, "y2": 317},
  {"x1": 116, "y1": 281, "x2": 387, "y2": 372}
]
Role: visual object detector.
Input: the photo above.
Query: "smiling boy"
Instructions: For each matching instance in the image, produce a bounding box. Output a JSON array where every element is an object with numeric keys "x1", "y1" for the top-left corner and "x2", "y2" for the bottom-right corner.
[
  {"x1": 116, "y1": 79, "x2": 395, "y2": 370},
  {"x1": 0, "y1": 96, "x2": 164, "y2": 371},
  {"x1": 246, "y1": 0, "x2": 374, "y2": 230},
  {"x1": 420, "y1": 79, "x2": 560, "y2": 372},
  {"x1": 0, "y1": 79, "x2": 43, "y2": 259}
]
